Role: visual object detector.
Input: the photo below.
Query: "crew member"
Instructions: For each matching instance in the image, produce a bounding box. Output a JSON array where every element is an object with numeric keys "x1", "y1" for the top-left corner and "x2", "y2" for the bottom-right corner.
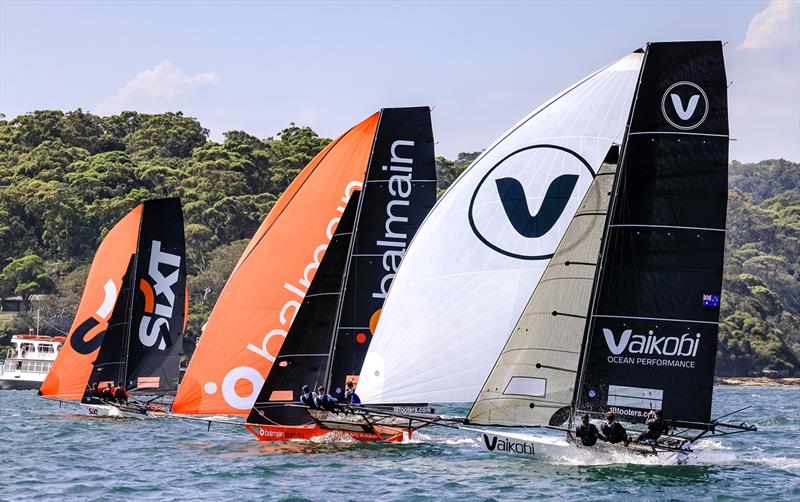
[
  {"x1": 114, "y1": 382, "x2": 128, "y2": 404},
  {"x1": 601, "y1": 411, "x2": 629, "y2": 445},
  {"x1": 299, "y1": 385, "x2": 318, "y2": 409},
  {"x1": 314, "y1": 386, "x2": 339, "y2": 412},
  {"x1": 575, "y1": 414, "x2": 605, "y2": 446},
  {"x1": 90, "y1": 383, "x2": 100, "y2": 397},
  {"x1": 344, "y1": 381, "x2": 361, "y2": 405},
  {"x1": 637, "y1": 410, "x2": 668, "y2": 443},
  {"x1": 101, "y1": 382, "x2": 114, "y2": 400}
]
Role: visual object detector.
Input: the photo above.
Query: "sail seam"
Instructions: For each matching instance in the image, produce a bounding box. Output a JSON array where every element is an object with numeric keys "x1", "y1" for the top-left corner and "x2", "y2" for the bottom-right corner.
[
  {"x1": 592, "y1": 314, "x2": 719, "y2": 325},
  {"x1": 609, "y1": 224, "x2": 726, "y2": 232},
  {"x1": 628, "y1": 131, "x2": 729, "y2": 138}
]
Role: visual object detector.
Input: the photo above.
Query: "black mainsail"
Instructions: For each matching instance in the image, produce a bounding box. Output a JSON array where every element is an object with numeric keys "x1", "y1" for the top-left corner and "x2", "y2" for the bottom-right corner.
[{"x1": 576, "y1": 41, "x2": 729, "y2": 427}]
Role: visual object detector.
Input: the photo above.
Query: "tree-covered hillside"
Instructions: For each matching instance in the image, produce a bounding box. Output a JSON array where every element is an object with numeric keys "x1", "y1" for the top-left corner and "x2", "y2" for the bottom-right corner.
[{"x1": 0, "y1": 110, "x2": 797, "y2": 376}]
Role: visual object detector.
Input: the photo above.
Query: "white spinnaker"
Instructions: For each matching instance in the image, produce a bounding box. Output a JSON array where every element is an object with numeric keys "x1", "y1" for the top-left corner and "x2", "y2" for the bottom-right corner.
[{"x1": 358, "y1": 52, "x2": 643, "y2": 404}]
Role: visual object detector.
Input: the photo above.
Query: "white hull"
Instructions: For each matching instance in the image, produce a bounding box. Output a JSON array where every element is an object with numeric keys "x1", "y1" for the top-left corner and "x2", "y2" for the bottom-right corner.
[
  {"x1": 465, "y1": 427, "x2": 691, "y2": 465},
  {"x1": 81, "y1": 403, "x2": 152, "y2": 419}
]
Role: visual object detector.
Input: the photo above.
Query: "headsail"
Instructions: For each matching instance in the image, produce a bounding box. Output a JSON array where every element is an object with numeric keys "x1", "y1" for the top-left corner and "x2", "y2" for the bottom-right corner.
[
  {"x1": 246, "y1": 107, "x2": 436, "y2": 427},
  {"x1": 40, "y1": 198, "x2": 186, "y2": 400},
  {"x1": 467, "y1": 150, "x2": 618, "y2": 426},
  {"x1": 40, "y1": 207, "x2": 142, "y2": 400},
  {"x1": 357, "y1": 52, "x2": 643, "y2": 404},
  {"x1": 173, "y1": 112, "x2": 389, "y2": 416},
  {"x1": 576, "y1": 41, "x2": 729, "y2": 427}
]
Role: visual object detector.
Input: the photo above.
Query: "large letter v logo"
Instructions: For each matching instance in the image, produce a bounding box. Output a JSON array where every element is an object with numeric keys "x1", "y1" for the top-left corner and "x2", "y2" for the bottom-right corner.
[
  {"x1": 495, "y1": 174, "x2": 579, "y2": 238},
  {"x1": 670, "y1": 94, "x2": 700, "y2": 120}
]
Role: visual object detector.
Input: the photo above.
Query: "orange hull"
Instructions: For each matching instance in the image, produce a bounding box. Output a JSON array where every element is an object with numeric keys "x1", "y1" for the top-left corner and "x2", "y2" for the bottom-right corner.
[{"x1": 244, "y1": 423, "x2": 410, "y2": 443}]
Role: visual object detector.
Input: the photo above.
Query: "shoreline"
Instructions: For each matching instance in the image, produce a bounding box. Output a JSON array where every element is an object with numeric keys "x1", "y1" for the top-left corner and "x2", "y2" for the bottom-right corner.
[{"x1": 715, "y1": 376, "x2": 800, "y2": 387}]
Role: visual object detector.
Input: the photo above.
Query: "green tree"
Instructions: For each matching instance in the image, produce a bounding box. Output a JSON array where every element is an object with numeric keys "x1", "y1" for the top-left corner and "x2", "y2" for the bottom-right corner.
[{"x1": 0, "y1": 254, "x2": 56, "y2": 310}]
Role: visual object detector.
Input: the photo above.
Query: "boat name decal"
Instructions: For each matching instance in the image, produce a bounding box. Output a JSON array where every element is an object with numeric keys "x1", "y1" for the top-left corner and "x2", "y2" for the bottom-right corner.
[{"x1": 482, "y1": 434, "x2": 535, "y2": 455}]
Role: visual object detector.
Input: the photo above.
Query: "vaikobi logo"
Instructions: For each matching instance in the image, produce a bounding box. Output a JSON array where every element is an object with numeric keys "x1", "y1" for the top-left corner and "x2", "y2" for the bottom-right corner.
[
  {"x1": 468, "y1": 145, "x2": 594, "y2": 260},
  {"x1": 138, "y1": 240, "x2": 182, "y2": 351},
  {"x1": 661, "y1": 81, "x2": 709, "y2": 130},
  {"x1": 481, "y1": 433, "x2": 536, "y2": 456}
]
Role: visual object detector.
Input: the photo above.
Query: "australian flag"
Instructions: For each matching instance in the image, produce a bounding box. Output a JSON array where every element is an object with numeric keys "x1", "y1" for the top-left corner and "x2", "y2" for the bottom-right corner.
[{"x1": 702, "y1": 294, "x2": 720, "y2": 307}]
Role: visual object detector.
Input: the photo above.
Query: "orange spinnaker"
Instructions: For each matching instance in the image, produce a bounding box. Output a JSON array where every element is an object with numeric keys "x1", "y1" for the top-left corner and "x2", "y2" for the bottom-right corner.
[
  {"x1": 40, "y1": 205, "x2": 143, "y2": 400},
  {"x1": 172, "y1": 113, "x2": 379, "y2": 415}
]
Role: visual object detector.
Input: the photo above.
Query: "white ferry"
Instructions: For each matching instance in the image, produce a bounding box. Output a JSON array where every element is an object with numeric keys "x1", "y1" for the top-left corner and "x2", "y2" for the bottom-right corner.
[{"x1": 0, "y1": 334, "x2": 65, "y2": 390}]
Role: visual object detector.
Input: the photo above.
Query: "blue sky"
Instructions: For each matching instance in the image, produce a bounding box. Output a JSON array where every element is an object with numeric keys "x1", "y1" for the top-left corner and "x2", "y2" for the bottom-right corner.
[{"x1": 1, "y1": 0, "x2": 798, "y2": 162}]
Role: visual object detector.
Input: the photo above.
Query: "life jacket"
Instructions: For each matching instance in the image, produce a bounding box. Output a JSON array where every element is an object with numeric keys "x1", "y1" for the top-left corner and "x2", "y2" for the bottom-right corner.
[
  {"x1": 300, "y1": 392, "x2": 317, "y2": 408},
  {"x1": 576, "y1": 423, "x2": 599, "y2": 446},
  {"x1": 602, "y1": 421, "x2": 626, "y2": 443}
]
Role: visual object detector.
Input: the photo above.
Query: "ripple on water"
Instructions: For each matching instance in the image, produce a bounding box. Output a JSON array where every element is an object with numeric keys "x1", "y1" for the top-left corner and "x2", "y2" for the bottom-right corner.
[{"x1": 1, "y1": 387, "x2": 799, "y2": 500}]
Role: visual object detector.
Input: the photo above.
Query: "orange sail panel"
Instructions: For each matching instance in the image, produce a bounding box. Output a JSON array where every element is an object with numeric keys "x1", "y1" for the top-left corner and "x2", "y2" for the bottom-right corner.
[
  {"x1": 172, "y1": 113, "x2": 379, "y2": 415},
  {"x1": 39, "y1": 205, "x2": 143, "y2": 400}
]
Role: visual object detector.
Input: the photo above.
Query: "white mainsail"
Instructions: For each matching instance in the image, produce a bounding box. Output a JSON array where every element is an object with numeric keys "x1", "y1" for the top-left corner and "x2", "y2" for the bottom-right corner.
[{"x1": 358, "y1": 52, "x2": 643, "y2": 404}]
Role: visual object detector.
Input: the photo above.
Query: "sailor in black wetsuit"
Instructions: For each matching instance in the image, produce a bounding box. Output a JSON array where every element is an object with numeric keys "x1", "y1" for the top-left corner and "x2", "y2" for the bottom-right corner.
[
  {"x1": 344, "y1": 381, "x2": 361, "y2": 405},
  {"x1": 299, "y1": 385, "x2": 318, "y2": 409},
  {"x1": 575, "y1": 414, "x2": 605, "y2": 446},
  {"x1": 637, "y1": 410, "x2": 669, "y2": 443},
  {"x1": 314, "y1": 386, "x2": 339, "y2": 412},
  {"x1": 601, "y1": 411, "x2": 629, "y2": 445}
]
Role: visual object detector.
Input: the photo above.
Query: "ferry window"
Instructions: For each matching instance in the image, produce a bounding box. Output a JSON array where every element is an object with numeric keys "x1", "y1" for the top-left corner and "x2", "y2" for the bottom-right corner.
[
  {"x1": 20, "y1": 343, "x2": 35, "y2": 353},
  {"x1": 39, "y1": 345, "x2": 54, "y2": 353}
]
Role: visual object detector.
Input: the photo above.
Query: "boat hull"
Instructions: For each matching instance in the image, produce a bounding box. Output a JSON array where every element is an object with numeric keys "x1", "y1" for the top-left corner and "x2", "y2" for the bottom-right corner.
[
  {"x1": 0, "y1": 378, "x2": 43, "y2": 391},
  {"x1": 81, "y1": 403, "x2": 151, "y2": 419},
  {"x1": 244, "y1": 423, "x2": 408, "y2": 442},
  {"x1": 466, "y1": 427, "x2": 690, "y2": 465}
]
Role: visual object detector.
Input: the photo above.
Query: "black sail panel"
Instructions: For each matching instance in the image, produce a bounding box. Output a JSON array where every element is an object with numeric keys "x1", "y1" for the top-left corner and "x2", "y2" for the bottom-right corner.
[
  {"x1": 125, "y1": 198, "x2": 187, "y2": 393},
  {"x1": 577, "y1": 42, "x2": 728, "y2": 427},
  {"x1": 247, "y1": 192, "x2": 361, "y2": 426},
  {"x1": 326, "y1": 107, "x2": 436, "y2": 398},
  {"x1": 85, "y1": 257, "x2": 137, "y2": 394}
]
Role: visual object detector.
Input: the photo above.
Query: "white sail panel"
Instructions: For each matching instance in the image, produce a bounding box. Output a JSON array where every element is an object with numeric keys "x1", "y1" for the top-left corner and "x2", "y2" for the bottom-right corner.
[
  {"x1": 358, "y1": 52, "x2": 643, "y2": 404},
  {"x1": 466, "y1": 161, "x2": 616, "y2": 426}
]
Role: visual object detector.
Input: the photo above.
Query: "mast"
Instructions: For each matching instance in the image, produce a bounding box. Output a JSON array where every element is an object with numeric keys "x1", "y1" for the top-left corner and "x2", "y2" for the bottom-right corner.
[
  {"x1": 571, "y1": 47, "x2": 650, "y2": 425},
  {"x1": 322, "y1": 111, "x2": 382, "y2": 392},
  {"x1": 120, "y1": 211, "x2": 145, "y2": 387}
]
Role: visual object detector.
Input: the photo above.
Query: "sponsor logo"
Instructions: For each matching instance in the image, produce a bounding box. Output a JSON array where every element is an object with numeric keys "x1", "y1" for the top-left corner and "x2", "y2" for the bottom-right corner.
[
  {"x1": 661, "y1": 81, "x2": 709, "y2": 130},
  {"x1": 138, "y1": 240, "x2": 182, "y2": 351},
  {"x1": 205, "y1": 181, "x2": 363, "y2": 410},
  {"x1": 496, "y1": 175, "x2": 579, "y2": 238},
  {"x1": 603, "y1": 328, "x2": 701, "y2": 368},
  {"x1": 468, "y1": 145, "x2": 593, "y2": 260},
  {"x1": 88, "y1": 407, "x2": 99, "y2": 415},
  {"x1": 373, "y1": 139, "x2": 416, "y2": 300},
  {"x1": 482, "y1": 434, "x2": 535, "y2": 455},
  {"x1": 70, "y1": 279, "x2": 119, "y2": 355}
]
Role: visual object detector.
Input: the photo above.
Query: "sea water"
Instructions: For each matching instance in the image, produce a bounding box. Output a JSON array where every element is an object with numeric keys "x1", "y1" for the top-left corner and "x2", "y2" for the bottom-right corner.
[{"x1": 0, "y1": 386, "x2": 797, "y2": 500}]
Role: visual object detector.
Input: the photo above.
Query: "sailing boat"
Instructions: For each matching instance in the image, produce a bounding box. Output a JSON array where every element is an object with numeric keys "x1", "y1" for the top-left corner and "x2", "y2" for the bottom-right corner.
[
  {"x1": 244, "y1": 107, "x2": 436, "y2": 441},
  {"x1": 172, "y1": 108, "x2": 436, "y2": 441},
  {"x1": 40, "y1": 198, "x2": 187, "y2": 418},
  {"x1": 350, "y1": 42, "x2": 755, "y2": 462}
]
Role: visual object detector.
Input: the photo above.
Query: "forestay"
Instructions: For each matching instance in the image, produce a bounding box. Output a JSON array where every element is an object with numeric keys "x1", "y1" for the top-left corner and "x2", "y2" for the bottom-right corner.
[{"x1": 358, "y1": 52, "x2": 643, "y2": 404}]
